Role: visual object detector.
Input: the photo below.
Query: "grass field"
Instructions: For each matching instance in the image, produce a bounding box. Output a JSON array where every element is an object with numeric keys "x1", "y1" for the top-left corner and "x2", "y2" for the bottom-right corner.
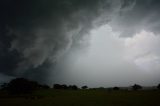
[{"x1": 0, "y1": 89, "x2": 160, "y2": 106}]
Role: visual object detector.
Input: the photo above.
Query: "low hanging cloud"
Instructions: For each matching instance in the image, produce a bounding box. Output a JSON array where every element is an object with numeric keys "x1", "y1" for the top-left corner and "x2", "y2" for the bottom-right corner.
[{"x1": 0, "y1": 0, "x2": 132, "y2": 79}]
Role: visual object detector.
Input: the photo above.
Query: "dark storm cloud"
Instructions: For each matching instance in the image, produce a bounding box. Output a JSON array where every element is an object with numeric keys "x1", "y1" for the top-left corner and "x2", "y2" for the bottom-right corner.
[
  {"x1": 0, "y1": 0, "x2": 124, "y2": 79},
  {"x1": 1, "y1": 0, "x2": 158, "y2": 83},
  {"x1": 110, "y1": 0, "x2": 160, "y2": 37}
]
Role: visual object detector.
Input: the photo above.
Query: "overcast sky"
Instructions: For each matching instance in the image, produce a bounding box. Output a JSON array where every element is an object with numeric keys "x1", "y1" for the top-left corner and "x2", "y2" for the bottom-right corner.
[{"x1": 0, "y1": 0, "x2": 160, "y2": 87}]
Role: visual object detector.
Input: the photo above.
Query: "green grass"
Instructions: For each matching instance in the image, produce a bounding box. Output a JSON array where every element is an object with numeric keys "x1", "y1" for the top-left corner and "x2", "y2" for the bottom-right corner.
[{"x1": 0, "y1": 89, "x2": 160, "y2": 106}]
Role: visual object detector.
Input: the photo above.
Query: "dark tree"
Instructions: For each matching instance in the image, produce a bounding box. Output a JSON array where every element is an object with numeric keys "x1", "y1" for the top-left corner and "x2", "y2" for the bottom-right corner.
[
  {"x1": 68, "y1": 85, "x2": 78, "y2": 90},
  {"x1": 113, "y1": 87, "x2": 120, "y2": 90},
  {"x1": 53, "y1": 84, "x2": 68, "y2": 89},
  {"x1": 61, "y1": 84, "x2": 68, "y2": 89},
  {"x1": 6, "y1": 78, "x2": 40, "y2": 94},
  {"x1": 40, "y1": 84, "x2": 50, "y2": 89},
  {"x1": 53, "y1": 84, "x2": 78, "y2": 90},
  {"x1": 132, "y1": 84, "x2": 142, "y2": 90},
  {"x1": 81, "y1": 86, "x2": 88, "y2": 89},
  {"x1": 71, "y1": 85, "x2": 78, "y2": 90},
  {"x1": 157, "y1": 84, "x2": 160, "y2": 89},
  {"x1": 68, "y1": 85, "x2": 73, "y2": 89},
  {"x1": 1, "y1": 83, "x2": 8, "y2": 90},
  {"x1": 53, "y1": 84, "x2": 61, "y2": 89}
]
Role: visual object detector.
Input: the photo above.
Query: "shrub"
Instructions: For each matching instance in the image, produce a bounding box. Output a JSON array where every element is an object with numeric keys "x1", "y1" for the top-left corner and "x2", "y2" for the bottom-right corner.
[
  {"x1": 132, "y1": 84, "x2": 142, "y2": 90},
  {"x1": 6, "y1": 78, "x2": 40, "y2": 94},
  {"x1": 81, "y1": 86, "x2": 88, "y2": 89},
  {"x1": 157, "y1": 84, "x2": 160, "y2": 89},
  {"x1": 113, "y1": 87, "x2": 120, "y2": 90}
]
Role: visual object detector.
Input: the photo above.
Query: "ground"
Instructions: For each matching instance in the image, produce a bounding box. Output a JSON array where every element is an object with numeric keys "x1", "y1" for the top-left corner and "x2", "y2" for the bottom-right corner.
[{"x1": 0, "y1": 89, "x2": 160, "y2": 106}]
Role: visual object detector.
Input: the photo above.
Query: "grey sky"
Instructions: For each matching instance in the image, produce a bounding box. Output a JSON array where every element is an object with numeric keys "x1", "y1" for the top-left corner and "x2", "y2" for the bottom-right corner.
[
  {"x1": 49, "y1": 25, "x2": 160, "y2": 87},
  {"x1": 0, "y1": 0, "x2": 160, "y2": 87}
]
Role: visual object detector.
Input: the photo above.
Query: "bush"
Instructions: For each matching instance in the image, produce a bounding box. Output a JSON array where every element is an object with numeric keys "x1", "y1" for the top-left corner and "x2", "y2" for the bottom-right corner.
[
  {"x1": 40, "y1": 85, "x2": 50, "y2": 89},
  {"x1": 53, "y1": 84, "x2": 68, "y2": 89},
  {"x1": 157, "y1": 84, "x2": 160, "y2": 89},
  {"x1": 81, "y1": 86, "x2": 88, "y2": 89},
  {"x1": 53, "y1": 84, "x2": 78, "y2": 90},
  {"x1": 71, "y1": 85, "x2": 78, "y2": 90},
  {"x1": 113, "y1": 87, "x2": 120, "y2": 90},
  {"x1": 0, "y1": 83, "x2": 8, "y2": 90},
  {"x1": 53, "y1": 84, "x2": 62, "y2": 89},
  {"x1": 6, "y1": 78, "x2": 40, "y2": 94},
  {"x1": 132, "y1": 84, "x2": 142, "y2": 90}
]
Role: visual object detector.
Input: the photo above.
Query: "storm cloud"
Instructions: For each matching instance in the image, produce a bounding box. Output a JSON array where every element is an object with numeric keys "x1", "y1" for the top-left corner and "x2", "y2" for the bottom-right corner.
[
  {"x1": 0, "y1": 0, "x2": 160, "y2": 86},
  {"x1": 0, "y1": 0, "x2": 125, "y2": 78},
  {"x1": 110, "y1": 0, "x2": 160, "y2": 37}
]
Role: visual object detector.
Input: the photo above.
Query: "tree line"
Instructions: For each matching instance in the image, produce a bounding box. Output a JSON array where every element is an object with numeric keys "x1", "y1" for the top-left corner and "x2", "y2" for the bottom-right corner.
[
  {"x1": 0, "y1": 78, "x2": 88, "y2": 94},
  {"x1": 1, "y1": 78, "x2": 160, "y2": 95}
]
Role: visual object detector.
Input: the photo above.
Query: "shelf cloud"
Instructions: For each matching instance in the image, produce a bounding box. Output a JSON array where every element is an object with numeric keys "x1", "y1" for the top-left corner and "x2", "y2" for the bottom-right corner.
[{"x1": 0, "y1": 0, "x2": 160, "y2": 86}]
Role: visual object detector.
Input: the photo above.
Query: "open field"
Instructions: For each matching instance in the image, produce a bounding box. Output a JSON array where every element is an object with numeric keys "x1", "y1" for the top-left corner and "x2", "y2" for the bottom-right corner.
[{"x1": 0, "y1": 89, "x2": 160, "y2": 106}]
